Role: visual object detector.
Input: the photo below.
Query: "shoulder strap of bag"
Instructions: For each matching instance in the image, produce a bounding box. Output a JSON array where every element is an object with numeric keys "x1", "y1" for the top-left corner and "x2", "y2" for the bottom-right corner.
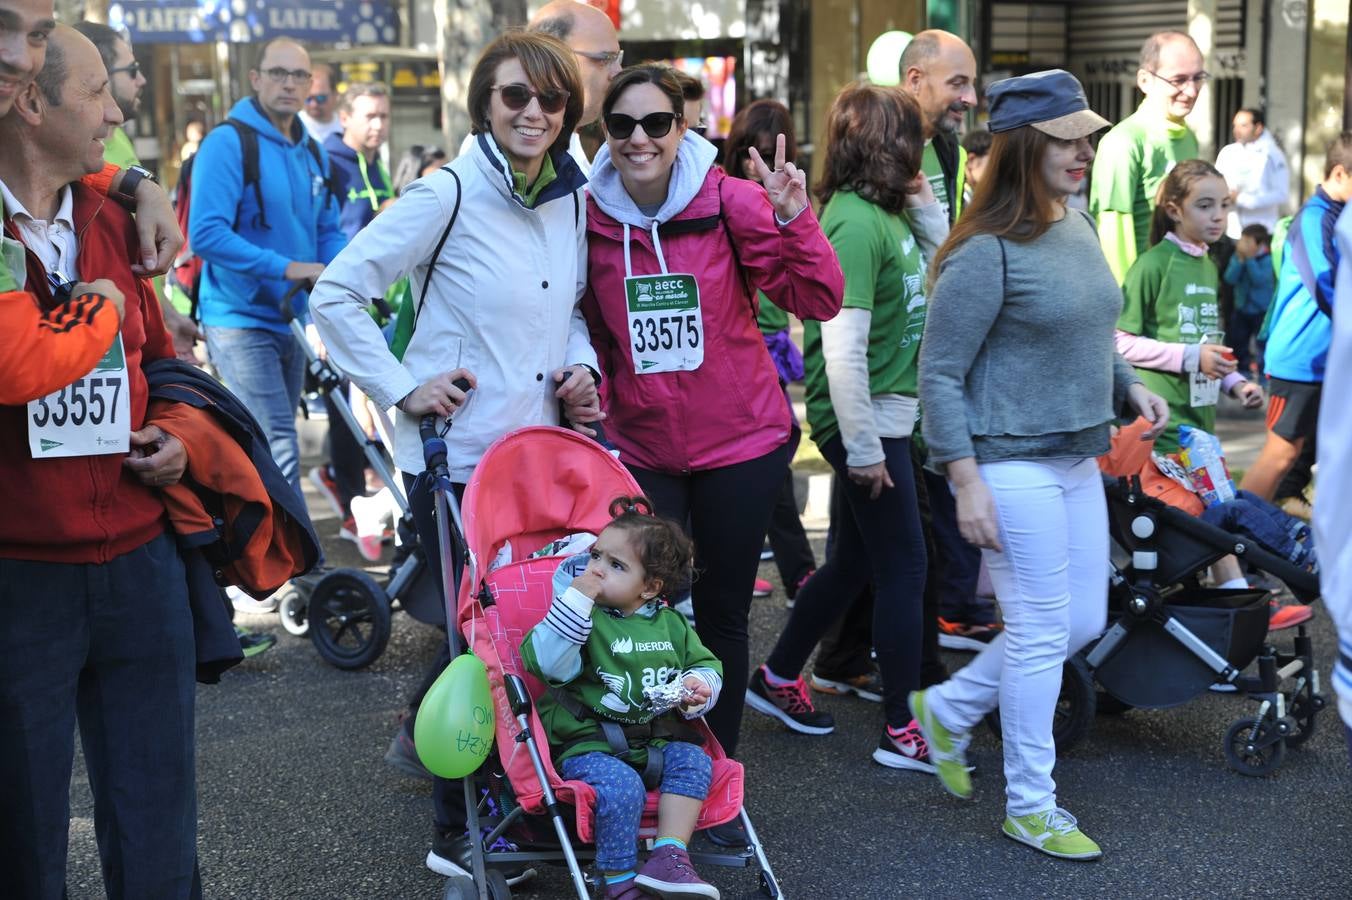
[
  {"x1": 221, "y1": 119, "x2": 266, "y2": 230},
  {"x1": 412, "y1": 168, "x2": 463, "y2": 329},
  {"x1": 1286, "y1": 213, "x2": 1334, "y2": 319}
]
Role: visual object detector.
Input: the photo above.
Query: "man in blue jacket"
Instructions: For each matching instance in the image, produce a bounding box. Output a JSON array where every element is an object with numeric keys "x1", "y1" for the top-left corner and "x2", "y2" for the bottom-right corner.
[
  {"x1": 189, "y1": 36, "x2": 346, "y2": 495},
  {"x1": 1240, "y1": 132, "x2": 1352, "y2": 502}
]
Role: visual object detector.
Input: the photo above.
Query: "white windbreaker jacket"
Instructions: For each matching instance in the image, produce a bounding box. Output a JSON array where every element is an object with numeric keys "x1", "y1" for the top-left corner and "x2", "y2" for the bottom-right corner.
[{"x1": 311, "y1": 134, "x2": 596, "y2": 482}]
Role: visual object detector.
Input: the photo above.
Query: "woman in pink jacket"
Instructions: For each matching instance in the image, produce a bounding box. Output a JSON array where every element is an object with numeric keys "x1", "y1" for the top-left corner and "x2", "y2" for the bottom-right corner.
[{"x1": 582, "y1": 65, "x2": 843, "y2": 775}]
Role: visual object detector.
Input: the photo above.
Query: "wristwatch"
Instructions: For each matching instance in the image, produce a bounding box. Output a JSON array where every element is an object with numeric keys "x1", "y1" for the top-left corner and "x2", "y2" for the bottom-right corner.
[{"x1": 114, "y1": 165, "x2": 157, "y2": 208}]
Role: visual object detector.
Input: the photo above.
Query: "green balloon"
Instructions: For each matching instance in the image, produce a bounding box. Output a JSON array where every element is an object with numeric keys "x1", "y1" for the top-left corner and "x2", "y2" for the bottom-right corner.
[
  {"x1": 414, "y1": 652, "x2": 496, "y2": 779},
  {"x1": 867, "y1": 30, "x2": 914, "y2": 86}
]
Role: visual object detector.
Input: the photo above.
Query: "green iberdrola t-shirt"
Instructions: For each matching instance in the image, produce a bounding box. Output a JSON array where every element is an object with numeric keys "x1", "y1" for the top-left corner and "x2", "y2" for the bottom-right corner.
[
  {"x1": 804, "y1": 190, "x2": 927, "y2": 447},
  {"x1": 1090, "y1": 106, "x2": 1198, "y2": 280},
  {"x1": 1118, "y1": 239, "x2": 1221, "y2": 452},
  {"x1": 520, "y1": 601, "x2": 721, "y2": 766}
]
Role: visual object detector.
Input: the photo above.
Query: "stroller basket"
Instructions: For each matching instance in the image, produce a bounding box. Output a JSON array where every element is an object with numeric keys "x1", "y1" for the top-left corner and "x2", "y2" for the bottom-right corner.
[{"x1": 1095, "y1": 587, "x2": 1270, "y2": 709}]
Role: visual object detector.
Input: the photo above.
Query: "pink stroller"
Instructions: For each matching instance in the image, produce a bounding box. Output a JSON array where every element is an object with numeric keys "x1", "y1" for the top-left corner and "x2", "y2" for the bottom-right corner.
[{"x1": 420, "y1": 423, "x2": 781, "y2": 900}]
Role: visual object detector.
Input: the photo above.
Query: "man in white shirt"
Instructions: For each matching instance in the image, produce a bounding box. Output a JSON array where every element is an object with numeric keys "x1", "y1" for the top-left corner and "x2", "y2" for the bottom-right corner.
[
  {"x1": 298, "y1": 62, "x2": 344, "y2": 143},
  {"x1": 1215, "y1": 107, "x2": 1289, "y2": 238}
]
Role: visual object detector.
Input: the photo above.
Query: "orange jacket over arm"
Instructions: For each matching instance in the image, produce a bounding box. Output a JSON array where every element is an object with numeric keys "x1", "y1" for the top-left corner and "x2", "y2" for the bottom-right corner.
[{"x1": 0, "y1": 164, "x2": 124, "y2": 403}]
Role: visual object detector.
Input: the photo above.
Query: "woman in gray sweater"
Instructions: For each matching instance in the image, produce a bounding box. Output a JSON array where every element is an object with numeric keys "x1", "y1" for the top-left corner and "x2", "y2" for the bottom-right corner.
[{"x1": 908, "y1": 70, "x2": 1168, "y2": 861}]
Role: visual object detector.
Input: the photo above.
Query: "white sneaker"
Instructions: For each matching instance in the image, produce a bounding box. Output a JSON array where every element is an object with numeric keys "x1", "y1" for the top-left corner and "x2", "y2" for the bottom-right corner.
[
  {"x1": 226, "y1": 584, "x2": 278, "y2": 615},
  {"x1": 349, "y1": 493, "x2": 392, "y2": 563}
]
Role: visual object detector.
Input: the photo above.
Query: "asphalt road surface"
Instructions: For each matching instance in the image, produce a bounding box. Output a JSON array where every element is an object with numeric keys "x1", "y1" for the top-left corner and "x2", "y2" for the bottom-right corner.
[{"x1": 63, "y1": 423, "x2": 1351, "y2": 899}]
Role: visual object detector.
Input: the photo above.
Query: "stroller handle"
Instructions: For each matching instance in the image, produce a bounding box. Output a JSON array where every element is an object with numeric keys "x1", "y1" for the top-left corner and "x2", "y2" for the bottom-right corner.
[
  {"x1": 418, "y1": 377, "x2": 473, "y2": 472},
  {"x1": 277, "y1": 279, "x2": 309, "y2": 324}
]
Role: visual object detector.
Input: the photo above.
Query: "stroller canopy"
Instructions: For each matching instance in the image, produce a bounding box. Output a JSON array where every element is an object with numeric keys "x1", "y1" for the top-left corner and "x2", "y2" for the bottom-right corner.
[{"x1": 460, "y1": 426, "x2": 642, "y2": 599}]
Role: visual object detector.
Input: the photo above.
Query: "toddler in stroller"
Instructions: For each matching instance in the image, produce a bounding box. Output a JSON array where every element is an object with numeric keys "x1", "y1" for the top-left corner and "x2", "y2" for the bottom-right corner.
[
  {"x1": 430, "y1": 425, "x2": 778, "y2": 900},
  {"x1": 521, "y1": 497, "x2": 723, "y2": 899}
]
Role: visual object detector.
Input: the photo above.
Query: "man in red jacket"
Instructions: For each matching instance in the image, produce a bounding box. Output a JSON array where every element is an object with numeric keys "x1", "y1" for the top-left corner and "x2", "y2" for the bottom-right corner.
[{"x1": 0, "y1": 25, "x2": 201, "y2": 899}]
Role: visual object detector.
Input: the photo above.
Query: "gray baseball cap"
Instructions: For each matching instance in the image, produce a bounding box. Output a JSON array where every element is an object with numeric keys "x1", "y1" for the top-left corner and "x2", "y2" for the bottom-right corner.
[{"x1": 985, "y1": 69, "x2": 1110, "y2": 139}]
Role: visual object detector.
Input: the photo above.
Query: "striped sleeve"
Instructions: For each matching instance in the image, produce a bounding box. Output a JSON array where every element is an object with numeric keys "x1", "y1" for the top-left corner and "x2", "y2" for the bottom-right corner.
[
  {"x1": 0, "y1": 289, "x2": 119, "y2": 405},
  {"x1": 542, "y1": 586, "x2": 595, "y2": 645}
]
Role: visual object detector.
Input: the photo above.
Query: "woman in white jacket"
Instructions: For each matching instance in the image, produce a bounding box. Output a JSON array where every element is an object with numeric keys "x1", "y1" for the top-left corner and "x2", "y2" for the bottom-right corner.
[
  {"x1": 311, "y1": 31, "x2": 601, "y2": 486},
  {"x1": 308, "y1": 31, "x2": 602, "y2": 881}
]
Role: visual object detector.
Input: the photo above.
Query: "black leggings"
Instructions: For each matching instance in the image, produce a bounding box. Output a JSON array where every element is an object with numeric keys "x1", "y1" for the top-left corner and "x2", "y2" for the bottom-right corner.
[
  {"x1": 766, "y1": 435, "x2": 927, "y2": 728},
  {"x1": 628, "y1": 440, "x2": 792, "y2": 758}
]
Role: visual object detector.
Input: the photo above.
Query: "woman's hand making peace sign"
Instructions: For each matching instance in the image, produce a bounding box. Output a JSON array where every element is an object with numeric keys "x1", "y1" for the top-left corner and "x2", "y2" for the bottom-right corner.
[{"x1": 747, "y1": 133, "x2": 809, "y2": 223}]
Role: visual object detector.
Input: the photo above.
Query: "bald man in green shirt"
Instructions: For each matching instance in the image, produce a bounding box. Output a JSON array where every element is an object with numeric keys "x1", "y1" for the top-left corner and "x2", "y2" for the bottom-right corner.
[{"x1": 1090, "y1": 31, "x2": 1204, "y2": 284}]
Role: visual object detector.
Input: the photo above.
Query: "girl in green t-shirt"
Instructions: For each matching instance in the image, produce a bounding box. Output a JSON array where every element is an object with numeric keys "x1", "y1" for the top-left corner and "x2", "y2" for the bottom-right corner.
[
  {"x1": 521, "y1": 498, "x2": 723, "y2": 900},
  {"x1": 1116, "y1": 160, "x2": 1264, "y2": 453}
]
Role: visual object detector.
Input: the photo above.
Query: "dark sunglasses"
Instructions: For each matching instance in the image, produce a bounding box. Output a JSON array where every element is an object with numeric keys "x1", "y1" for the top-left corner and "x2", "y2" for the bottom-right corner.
[
  {"x1": 109, "y1": 62, "x2": 140, "y2": 79},
  {"x1": 605, "y1": 112, "x2": 680, "y2": 140},
  {"x1": 492, "y1": 83, "x2": 570, "y2": 114},
  {"x1": 305, "y1": 93, "x2": 330, "y2": 105}
]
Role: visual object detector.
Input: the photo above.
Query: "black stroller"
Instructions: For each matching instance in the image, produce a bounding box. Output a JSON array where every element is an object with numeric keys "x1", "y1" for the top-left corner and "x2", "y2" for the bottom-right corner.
[
  {"x1": 271, "y1": 282, "x2": 445, "y2": 669},
  {"x1": 1052, "y1": 475, "x2": 1326, "y2": 775}
]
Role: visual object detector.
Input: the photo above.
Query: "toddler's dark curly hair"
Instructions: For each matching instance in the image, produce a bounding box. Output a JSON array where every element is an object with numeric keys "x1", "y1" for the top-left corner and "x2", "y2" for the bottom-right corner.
[{"x1": 606, "y1": 496, "x2": 695, "y2": 598}]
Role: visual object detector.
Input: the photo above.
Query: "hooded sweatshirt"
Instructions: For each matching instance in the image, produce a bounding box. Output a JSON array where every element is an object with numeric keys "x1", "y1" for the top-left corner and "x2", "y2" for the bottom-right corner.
[
  {"x1": 582, "y1": 132, "x2": 843, "y2": 473},
  {"x1": 189, "y1": 98, "x2": 347, "y2": 333},
  {"x1": 323, "y1": 131, "x2": 393, "y2": 241}
]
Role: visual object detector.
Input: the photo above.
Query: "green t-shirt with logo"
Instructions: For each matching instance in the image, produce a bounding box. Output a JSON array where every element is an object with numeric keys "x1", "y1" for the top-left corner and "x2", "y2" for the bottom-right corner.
[
  {"x1": 804, "y1": 189, "x2": 927, "y2": 447},
  {"x1": 1090, "y1": 107, "x2": 1199, "y2": 280},
  {"x1": 756, "y1": 292, "x2": 789, "y2": 335},
  {"x1": 520, "y1": 601, "x2": 721, "y2": 766},
  {"x1": 1118, "y1": 239, "x2": 1221, "y2": 452}
]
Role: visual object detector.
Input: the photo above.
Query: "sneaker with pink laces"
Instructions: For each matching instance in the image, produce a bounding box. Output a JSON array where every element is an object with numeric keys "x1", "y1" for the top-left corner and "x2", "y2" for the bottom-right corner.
[
  {"x1": 752, "y1": 577, "x2": 772, "y2": 598},
  {"x1": 744, "y1": 665, "x2": 835, "y2": 734},
  {"x1": 635, "y1": 846, "x2": 719, "y2": 899},
  {"x1": 872, "y1": 719, "x2": 936, "y2": 772}
]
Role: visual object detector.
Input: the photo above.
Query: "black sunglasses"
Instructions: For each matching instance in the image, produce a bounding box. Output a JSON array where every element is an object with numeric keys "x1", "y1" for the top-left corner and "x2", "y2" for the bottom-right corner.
[
  {"x1": 110, "y1": 61, "x2": 140, "y2": 80},
  {"x1": 493, "y1": 83, "x2": 570, "y2": 114},
  {"x1": 605, "y1": 112, "x2": 681, "y2": 140}
]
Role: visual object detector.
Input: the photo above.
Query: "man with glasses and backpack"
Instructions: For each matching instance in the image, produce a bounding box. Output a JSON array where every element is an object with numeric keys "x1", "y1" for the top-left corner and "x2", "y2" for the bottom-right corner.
[
  {"x1": 188, "y1": 36, "x2": 345, "y2": 500},
  {"x1": 1091, "y1": 30, "x2": 1205, "y2": 283}
]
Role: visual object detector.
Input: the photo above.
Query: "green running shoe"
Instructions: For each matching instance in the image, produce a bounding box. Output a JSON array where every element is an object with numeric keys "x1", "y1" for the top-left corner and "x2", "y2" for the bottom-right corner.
[
  {"x1": 236, "y1": 626, "x2": 276, "y2": 659},
  {"x1": 907, "y1": 689, "x2": 972, "y2": 799},
  {"x1": 1002, "y1": 808, "x2": 1102, "y2": 860}
]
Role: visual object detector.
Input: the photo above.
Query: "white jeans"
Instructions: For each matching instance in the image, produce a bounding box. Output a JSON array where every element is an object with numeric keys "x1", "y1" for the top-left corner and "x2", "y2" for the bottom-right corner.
[{"x1": 928, "y1": 457, "x2": 1108, "y2": 816}]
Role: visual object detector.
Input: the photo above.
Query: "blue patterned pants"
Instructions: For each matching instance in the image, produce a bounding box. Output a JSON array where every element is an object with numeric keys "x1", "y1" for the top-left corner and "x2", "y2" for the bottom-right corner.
[{"x1": 560, "y1": 741, "x2": 711, "y2": 872}]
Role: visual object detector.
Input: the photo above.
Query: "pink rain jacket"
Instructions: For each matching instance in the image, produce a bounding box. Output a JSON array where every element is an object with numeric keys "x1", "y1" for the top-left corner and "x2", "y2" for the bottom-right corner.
[{"x1": 582, "y1": 168, "x2": 843, "y2": 473}]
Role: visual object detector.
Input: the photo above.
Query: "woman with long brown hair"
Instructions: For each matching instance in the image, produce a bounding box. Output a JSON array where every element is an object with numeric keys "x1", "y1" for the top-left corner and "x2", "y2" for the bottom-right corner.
[
  {"x1": 910, "y1": 70, "x2": 1167, "y2": 860},
  {"x1": 749, "y1": 82, "x2": 939, "y2": 769}
]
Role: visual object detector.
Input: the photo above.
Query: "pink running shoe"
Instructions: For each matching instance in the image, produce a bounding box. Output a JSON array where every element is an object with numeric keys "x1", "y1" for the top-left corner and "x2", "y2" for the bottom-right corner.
[
  {"x1": 635, "y1": 846, "x2": 719, "y2": 898},
  {"x1": 744, "y1": 665, "x2": 835, "y2": 734}
]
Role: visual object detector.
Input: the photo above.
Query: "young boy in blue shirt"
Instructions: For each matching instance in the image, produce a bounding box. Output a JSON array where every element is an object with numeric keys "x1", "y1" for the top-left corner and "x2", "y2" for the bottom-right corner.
[{"x1": 1224, "y1": 223, "x2": 1276, "y2": 376}]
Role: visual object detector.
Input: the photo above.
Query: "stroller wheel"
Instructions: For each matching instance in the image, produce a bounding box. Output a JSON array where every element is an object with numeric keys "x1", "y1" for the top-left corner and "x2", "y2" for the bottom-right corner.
[
  {"x1": 1284, "y1": 692, "x2": 1324, "y2": 748},
  {"x1": 985, "y1": 657, "x2": 1097, "y2": 752},
  {"x1": 277, "y1": 587, "x2": 310, "y2": 637},
  {"x1": 441, "y1": 876, "x2": 475, "y2": 900},
  {"x1": 442, "y1": 870, "x2": 511, "y2": 900},
  {"x1": 1223, "y1": 716, "x2": 1287, "y2": 776},
  {"x1": 307, "y1": 569, "x2": 392, "y2": 670}
]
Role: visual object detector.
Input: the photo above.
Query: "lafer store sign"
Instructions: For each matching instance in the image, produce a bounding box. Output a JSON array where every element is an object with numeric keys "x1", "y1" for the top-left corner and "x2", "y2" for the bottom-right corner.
[{"x1": 109, "y1": 0, "x2": 399, "y2": 45}]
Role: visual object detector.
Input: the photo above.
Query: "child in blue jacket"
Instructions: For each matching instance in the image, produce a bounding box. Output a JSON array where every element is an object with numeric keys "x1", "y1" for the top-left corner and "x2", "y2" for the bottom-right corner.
[{"x1": 1223, "y1": 223, "x2": 1276, "y2": 376}]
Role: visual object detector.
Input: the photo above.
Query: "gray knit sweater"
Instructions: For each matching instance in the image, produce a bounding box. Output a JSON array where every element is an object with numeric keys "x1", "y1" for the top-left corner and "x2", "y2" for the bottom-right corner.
[{"x1": 919, "y1": 211, "x2": 1140, "y2": 466}]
